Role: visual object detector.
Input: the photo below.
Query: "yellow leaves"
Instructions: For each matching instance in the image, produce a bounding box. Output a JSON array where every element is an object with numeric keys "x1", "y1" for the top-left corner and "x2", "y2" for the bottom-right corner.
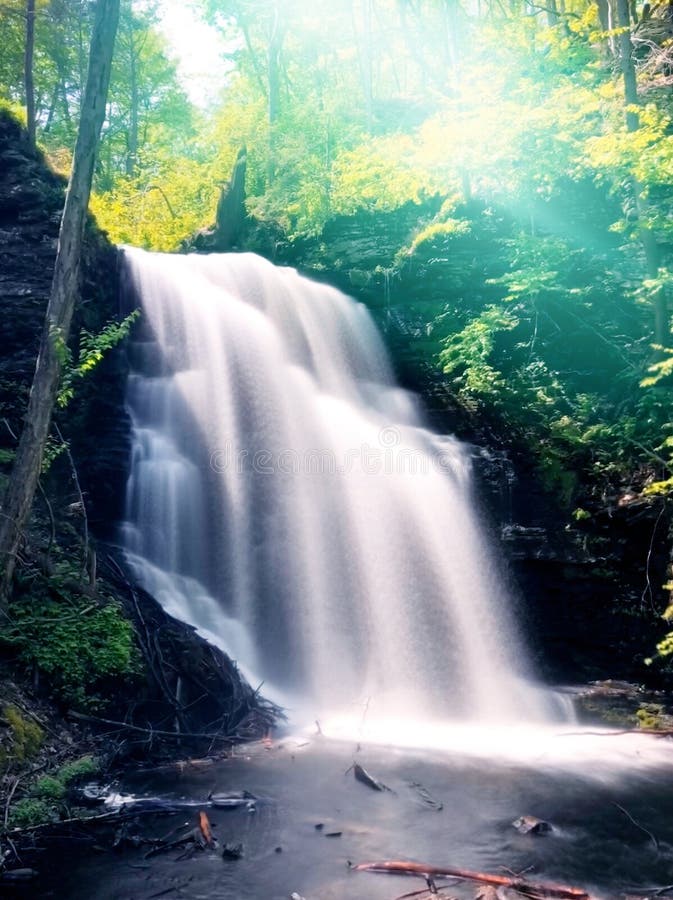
[
  {"x1": 44, "y1": 146, "x2": 72, "y2": 178},
  {"x1": 408, "y1": 219, "x2": 471, "y2": 254},
  {"x1": 331, "y1": 134, "x2": 440, "y2": 216},
  {"x1": 90, "y1": 157, "x2": 220, "y2": 251},
  {"x1": 643, "y1": 476, "x2": 673, "y2": 495},
  {"x1": 640, "y1": 345, "x2": 673, "y2": 387}
]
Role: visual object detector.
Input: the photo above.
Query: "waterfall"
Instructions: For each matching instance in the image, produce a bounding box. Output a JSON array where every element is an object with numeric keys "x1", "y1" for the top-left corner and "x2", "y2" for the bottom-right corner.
[{"x1": 121, "y1": 247, "x2": 562, "y2": 725}]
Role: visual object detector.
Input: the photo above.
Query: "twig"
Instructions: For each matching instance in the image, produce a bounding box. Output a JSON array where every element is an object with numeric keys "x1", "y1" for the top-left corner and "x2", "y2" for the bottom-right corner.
[
  {"x1": 4, "y1": 806, "x2": 180, "y2": 839},
  {"x1": 3, "y1": 776, "x2": 22, "y2": 827},
  {"x1": 68, "y1": 710, "x2": 241, "y2": 742},
  {"x1": 559, "y1": 728, "x2": 673, "y2": 736},
  {"x1": 142, "y1": 185, "x2": 177, "y2": 220},
  {"x1": 53, "y1": 424, "x2": 88, "y2": 580},
  {"x1": 3, "y1": 418, "x2": 54, "y2": 556},
  {"x1": 612, "y1": 801, "x2": 659, "y2": 852},
  {"x1": 641, "y1": 503, "x2": 666, "y2": 613},
  {"x1": 525, "y1": 1, "x2": 581, "y2": 16}
]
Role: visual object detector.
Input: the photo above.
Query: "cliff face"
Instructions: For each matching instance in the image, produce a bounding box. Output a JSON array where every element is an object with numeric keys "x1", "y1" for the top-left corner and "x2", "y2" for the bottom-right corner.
[
  {"x1": 0, "y1": 113, "x2": 277, "y2": 758},
  {"x1": 0, "y1": 113, "x2": 65, "y2": 423},
  {"x1": 0, "y1": 110, "x2": 127, "y2": 533}
]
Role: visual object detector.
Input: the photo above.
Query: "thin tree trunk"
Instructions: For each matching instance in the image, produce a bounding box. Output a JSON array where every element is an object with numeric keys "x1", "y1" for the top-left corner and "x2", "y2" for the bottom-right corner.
[
  {"x1": 266, "y1": 3, "x2": 283, "y2": 185},
  {"x1": 24, "y1": 0, "x2": 36, "y2": 147},
  {"x1": 267, "y1": 10, "x2": 282, "y2": 126},
  {"x1": 546, "y1": 0, "x2": 559, "y2": 26},
  {"x1": 43, "y1": 81, "x2": 59, "y2": 133},
  {"x1": 126, "y1": 28, "x2": 138, "y2": 177},
  {"x1": 0, "y1": 0, "x2": 121, "y2": 603}
]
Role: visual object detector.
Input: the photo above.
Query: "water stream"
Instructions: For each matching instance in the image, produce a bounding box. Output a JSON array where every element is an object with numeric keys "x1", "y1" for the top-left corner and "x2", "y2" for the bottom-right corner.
[{"x1": 121, "y1": 247, "x2": 564, "y2": 728}]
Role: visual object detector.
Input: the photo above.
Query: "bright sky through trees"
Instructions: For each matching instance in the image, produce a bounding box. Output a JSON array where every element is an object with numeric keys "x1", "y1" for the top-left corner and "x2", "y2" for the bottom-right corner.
[{"x1": 157, "y1": 1, "x2": 229, "y2": 105}]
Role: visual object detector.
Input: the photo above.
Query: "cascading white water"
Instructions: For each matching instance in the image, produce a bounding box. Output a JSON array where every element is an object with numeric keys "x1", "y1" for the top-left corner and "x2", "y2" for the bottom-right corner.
[{"x1": 121, "y1": 247, "x2": 563, "y2": 725}]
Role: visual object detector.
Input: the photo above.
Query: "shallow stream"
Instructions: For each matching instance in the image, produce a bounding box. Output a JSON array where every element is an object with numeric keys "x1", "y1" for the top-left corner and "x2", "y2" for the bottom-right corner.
[{"x1": 34, "y1": 724, "x2": 673, "y2": 900}]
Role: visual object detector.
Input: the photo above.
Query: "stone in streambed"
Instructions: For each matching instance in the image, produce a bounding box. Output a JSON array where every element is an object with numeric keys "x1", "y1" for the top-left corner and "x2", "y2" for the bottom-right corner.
[{"x1": 512, "y1": 815, "x2": 552, "y2": 835}]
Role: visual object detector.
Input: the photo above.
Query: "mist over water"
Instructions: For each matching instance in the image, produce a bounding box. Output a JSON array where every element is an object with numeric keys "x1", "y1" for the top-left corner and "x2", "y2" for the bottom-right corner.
[{"x1": 121, "y1": 248, "x2": 566, "y2": 732}]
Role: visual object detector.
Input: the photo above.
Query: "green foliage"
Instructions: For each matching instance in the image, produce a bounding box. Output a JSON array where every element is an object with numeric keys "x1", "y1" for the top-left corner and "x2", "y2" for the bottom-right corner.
[
  {"x1": 440, "y1": 306, "x2": 519, "y2": 397},
  {"x1": 7, "y1": 756, "x2": 99, "y2": 826},
  {"x1": 8, "y1": 798, "x2": 53, "y2": 827},
  {"x1": 31, "y1": 756, "x2": 98, "y2": 801},
  {"x1": 57, "y1": 310, "x2": 141, "y2": 408},
  {"x1": 57, "y1": 755, "x2": 98, "y2": 784},
  {"x1": 408, "y1": 218, "x2": 472, "y2": 255},
  {"x1": 32, "y1": 775, "x2": 66, "y2": 801},
  {"x1": 641, "y1": 345, "x2": 673, "y2": 389},
  {"x1": 0, "y1": 583, "x2": 139, "y2": 709}
]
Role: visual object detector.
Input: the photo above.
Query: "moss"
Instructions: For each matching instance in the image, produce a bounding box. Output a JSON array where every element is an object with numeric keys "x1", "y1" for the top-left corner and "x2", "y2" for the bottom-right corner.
[
  {"x1": 0, "y1": 99, "x2": 26, "y2": 126},
  {"x1": 0, "y1": 706, "x2": 44, "y2": 768},
  {"x1": 8, "y1": 757, "x2": 101, "y2": 827},
  {"x1": 636, "y1": 703, "x2": 665, "y2": 729},
  {"x1": 8, "y1": 798, "x2": 52, "y2": 828},
  {"x1": 0, "y1": 582, "x2": 141, "y2": 710},
  {"x1": 58, "y1": 755, "x2": 99, "y2": 784},
  {"x1": 32, "y1": 776, "x2": 66, "y2": 801}
]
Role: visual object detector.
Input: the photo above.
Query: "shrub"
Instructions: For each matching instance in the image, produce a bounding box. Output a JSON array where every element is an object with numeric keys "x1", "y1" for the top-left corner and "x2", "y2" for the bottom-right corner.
[{"x1": 0, "y1": 589, "x2": 140, "y2": 709}]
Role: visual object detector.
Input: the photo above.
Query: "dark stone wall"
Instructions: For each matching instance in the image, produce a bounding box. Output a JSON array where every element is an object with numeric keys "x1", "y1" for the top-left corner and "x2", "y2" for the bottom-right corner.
[{"x1": 0, "y1": 109, "x2": 128, "y2": 537}]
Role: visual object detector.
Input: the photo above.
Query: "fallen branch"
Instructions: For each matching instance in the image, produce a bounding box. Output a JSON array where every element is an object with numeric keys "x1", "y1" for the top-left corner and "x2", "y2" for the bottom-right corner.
[
  {"x1": 144, "y1": 828, "x2": 200, "y2": 859},
  {"x1": 4, "y1": 805, "x2": 179, "y2": 839},
  {"x1": 558, "y1": 729, "x2": 673, "y2": 737},
  {"x1": 612, "y1": 801, "x2": 659, "y2": 852},
  {"x1": 68, "y1": 710, "x2": 242, "y2": 742},
  {"x1": 3, "y1": 776, "x2": 22, "y2": 827},
  {"x1": 350, "y1": 860, "x2": 594, "y2": 900},
  {"x1": 347, "y1": 762, "x2": 394, "y2": 793}
]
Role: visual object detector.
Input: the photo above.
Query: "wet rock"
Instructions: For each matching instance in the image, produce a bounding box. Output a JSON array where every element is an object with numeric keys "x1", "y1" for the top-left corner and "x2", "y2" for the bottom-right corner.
[
  {"x1": 77, "y1": 782, "x2": 110, "y2": 805},
  {"x1": 512, "y1": 815, "x2": 552, "y2": 835},
  {"x1": 222, "y1": 842, "x2": 243, "y2": 860},
  {"x1": 209, "y1": 790, "x2": 257, "y2": 809}
]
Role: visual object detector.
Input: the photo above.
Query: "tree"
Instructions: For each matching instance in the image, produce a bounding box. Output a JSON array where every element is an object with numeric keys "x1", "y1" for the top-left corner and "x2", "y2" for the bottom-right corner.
[
  {"x1": 24, "y1": 0, "x2": 36, "y2": 146},
  {"x1": 0, "y1": 0, "x2": 121, "y2": 603},
  {"x1": 615, "y1": 0, "x2": 668, "y2": 346}
]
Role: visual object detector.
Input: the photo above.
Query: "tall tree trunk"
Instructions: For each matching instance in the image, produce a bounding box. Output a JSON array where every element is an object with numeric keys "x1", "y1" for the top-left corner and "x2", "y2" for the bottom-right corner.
[
  {"x1": 616, "y1": 0, "x2": 668, "y2": 345},
  {"x1": 24, "y1": 0, "x2": 36, "y2": 147},
  {"x1": 363, "y1": 0, "x2": 374, "y2": 132},
  {"x1": 266, "y1": 3, "x2": 283, "y2": 184},
  {"x1": 0, "y1": 0, "x2": 121, "y2": 603},
  {"x1": 546, "y1": 0, "x2": 559, "y2": 26},
  {"x1": 126, "y1": 28, "x2": 138, "y2": 177}
]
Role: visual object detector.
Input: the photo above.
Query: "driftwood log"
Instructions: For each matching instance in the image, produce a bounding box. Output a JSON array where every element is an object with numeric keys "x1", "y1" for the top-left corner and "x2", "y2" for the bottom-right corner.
[
  {"x1": 349, "y1": 762, "x2": 394, "y2": 792},
  {"x1": 350, "y1": 860, "x2": 595, "y2": 900}
]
